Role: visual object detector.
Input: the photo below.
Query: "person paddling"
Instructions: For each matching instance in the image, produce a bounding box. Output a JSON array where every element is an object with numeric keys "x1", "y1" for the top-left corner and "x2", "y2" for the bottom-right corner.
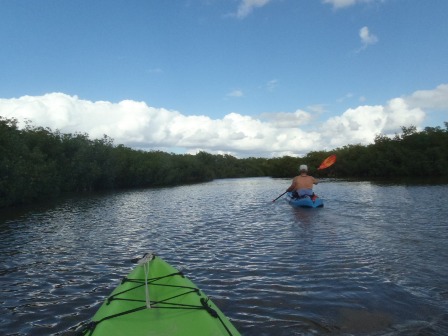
[{"x1": 286, "y1": 164, "x2": 319, "y2": 199}]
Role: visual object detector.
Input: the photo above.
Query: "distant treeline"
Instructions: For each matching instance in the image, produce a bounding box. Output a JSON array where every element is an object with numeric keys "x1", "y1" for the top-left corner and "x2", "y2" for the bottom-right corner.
[{"x1": 1, "y1": 116, "x2": 447, "y2": 208}]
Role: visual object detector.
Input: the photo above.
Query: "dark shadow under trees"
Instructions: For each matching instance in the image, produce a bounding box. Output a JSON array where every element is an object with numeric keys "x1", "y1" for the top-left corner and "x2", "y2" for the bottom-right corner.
[{"x1": 1, "y1": 117, "x2": 447, "y2": 208}]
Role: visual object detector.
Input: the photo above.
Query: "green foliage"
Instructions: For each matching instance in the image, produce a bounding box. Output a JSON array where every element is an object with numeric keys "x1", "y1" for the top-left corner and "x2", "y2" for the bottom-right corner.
[
  {"x1": 1, "y1": 117, "x2": 447, "y2": 208},
  {"x1": 330, "y1": 124, "x2": 448, "y2": 178},
  {"x1": 266, "y1": 156, "x2": 297, "y2": 178}
]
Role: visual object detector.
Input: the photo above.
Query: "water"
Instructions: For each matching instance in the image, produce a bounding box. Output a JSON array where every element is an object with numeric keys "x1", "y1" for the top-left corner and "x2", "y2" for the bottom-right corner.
[{"x1": 1, "y1": 178, "x2": 448, "y2": 335}]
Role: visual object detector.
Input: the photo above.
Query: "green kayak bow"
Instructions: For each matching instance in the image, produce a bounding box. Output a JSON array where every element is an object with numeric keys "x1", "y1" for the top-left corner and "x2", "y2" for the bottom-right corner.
[{"x1": 79, "y1": 253, "x2": 240, "y2": 336}]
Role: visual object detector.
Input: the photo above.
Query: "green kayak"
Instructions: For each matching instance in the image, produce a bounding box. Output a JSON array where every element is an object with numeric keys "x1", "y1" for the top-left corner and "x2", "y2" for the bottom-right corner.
[{"x1": 79, "y1": 253, "x2": 240, "y2": 336}]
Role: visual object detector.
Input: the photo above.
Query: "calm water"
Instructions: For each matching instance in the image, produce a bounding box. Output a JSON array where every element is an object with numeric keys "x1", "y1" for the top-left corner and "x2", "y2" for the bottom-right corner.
[{"x1": 1, "y1": 178, "x2": 448, "y2": 335}]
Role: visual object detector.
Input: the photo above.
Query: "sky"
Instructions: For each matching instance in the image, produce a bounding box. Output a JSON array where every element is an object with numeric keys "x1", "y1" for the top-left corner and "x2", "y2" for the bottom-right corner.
[{"x1": 1, "y1": 0, "x2": 447, "y2": 158}]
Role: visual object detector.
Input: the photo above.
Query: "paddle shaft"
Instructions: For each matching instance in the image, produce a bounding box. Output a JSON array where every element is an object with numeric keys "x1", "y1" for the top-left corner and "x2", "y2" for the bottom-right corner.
[{"x1": 272, "y1": 191, "x2": 287, "y2": 202}]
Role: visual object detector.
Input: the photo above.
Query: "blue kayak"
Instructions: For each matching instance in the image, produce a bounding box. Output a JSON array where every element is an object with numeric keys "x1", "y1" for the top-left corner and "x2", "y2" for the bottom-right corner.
[{"x1": 286, "y1": 192, "x2": 324, "y2": 208}]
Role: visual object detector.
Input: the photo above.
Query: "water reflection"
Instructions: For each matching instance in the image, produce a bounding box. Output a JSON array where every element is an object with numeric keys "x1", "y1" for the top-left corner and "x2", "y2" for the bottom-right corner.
[
  {"x1": 292, "y1": 208, "x2": 319, "y2": 227},
  {"x1": 1, "y1": 178, "x2": 448, "y2": 335}
]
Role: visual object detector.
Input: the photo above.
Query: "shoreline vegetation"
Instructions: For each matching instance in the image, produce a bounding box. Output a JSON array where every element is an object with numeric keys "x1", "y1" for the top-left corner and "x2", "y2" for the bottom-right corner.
[{"x1": 1, "y1": 116, "x2": 447, "y2": 208}]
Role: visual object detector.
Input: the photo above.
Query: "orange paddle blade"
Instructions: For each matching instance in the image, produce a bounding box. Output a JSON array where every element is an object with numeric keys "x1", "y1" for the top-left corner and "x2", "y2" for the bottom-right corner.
[{"x1": 317, "y1": 155, "x2": 336, "y2": 170}]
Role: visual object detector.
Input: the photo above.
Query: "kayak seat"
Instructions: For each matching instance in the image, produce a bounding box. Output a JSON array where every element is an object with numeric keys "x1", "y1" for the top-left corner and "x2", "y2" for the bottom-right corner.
[{"x1": 291, "y1": 191, "x2": 315, "y2": 200}]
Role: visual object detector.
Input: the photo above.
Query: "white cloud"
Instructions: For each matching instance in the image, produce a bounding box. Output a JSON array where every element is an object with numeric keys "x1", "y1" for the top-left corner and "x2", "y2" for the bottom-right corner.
[
  {"x1": 323, "y1": 0, "x2": 378, "y2": 9},
  {"x1": 321, "y1": 104, "x2": 386, "y2": 147},
  {"x1": 307, "y1": 104, "x2": 327, "y2": 114},
  {"x1": 321, "y1": 97, "x2": 426, "y2": 148},
  {"x1": 405, "y1": 84, "x2": 448, "y2": 111},
  {"x1": 266, "y1": 79, "x2": 279, "y2": 92},
  {"x1": 383, "y1": 98, "x2": 426, "y2": 133},
  {"x1": 337, "y1": 92, "x2": 354, "y2": 103},
  {"x1": 235, "y1": 0, "x2": 271, "y2": 19},
  {"x1": 0, "y1": 84, "x2": 446, "y2": 158},
  {"x1": 359, "y1": 26, "x2": 378, "y2": 50},
  {"x1": 323, "y1": 0, "x2": 357, "y2": 8},
  {"x1": 260, "y1": 109, "x2": 313, "y2": 128},
  {"x1": 227, "y1": 90, "x2": 244, "y2": 97}
]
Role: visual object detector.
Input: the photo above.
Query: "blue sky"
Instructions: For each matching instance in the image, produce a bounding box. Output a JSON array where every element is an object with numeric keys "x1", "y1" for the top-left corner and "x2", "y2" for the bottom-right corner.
[{"x1": 1, "y1": 0, "x2": 447, "y2": 157}]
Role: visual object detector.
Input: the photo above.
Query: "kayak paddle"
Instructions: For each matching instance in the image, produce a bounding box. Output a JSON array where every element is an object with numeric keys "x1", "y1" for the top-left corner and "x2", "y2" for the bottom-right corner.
[
  {"x1": 317, "y1": 154, "x2": 336, "y2": 170},
  {"x1": 272, "y1": 191, "x2": 287, "y2": 203}
]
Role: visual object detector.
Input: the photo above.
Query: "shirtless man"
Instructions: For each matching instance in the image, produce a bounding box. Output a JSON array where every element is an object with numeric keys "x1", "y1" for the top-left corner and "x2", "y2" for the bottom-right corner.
[{"x1": 286, "y1": 164, "x2": 319, "y2": 198}]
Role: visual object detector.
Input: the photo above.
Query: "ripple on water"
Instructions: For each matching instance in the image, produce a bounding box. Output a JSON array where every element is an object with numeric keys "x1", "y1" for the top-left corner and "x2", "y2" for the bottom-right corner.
[{"x1": 1, "y1": 178, "x2": 448, "y2": 335}]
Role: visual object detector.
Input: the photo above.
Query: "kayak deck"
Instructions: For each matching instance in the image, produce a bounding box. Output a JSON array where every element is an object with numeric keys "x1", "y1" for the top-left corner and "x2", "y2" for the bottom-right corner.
[
  {"x1": 286, "y1": 192, "x2": 324, "y2": 208},
  {"x1": 80, "y1": 253, "x2": 240, "y2": 336}
]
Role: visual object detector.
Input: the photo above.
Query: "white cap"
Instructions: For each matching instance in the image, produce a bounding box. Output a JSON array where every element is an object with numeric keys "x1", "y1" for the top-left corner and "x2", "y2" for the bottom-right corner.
[{"x1": 299, "y1": 164, "x2": 308, "y2": 171}]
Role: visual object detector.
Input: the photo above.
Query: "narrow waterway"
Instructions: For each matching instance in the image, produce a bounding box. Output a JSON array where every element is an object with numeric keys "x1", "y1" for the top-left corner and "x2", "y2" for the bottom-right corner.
[{"x1": 1, "y1": 178, "x2": 447, "y2": 335}]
